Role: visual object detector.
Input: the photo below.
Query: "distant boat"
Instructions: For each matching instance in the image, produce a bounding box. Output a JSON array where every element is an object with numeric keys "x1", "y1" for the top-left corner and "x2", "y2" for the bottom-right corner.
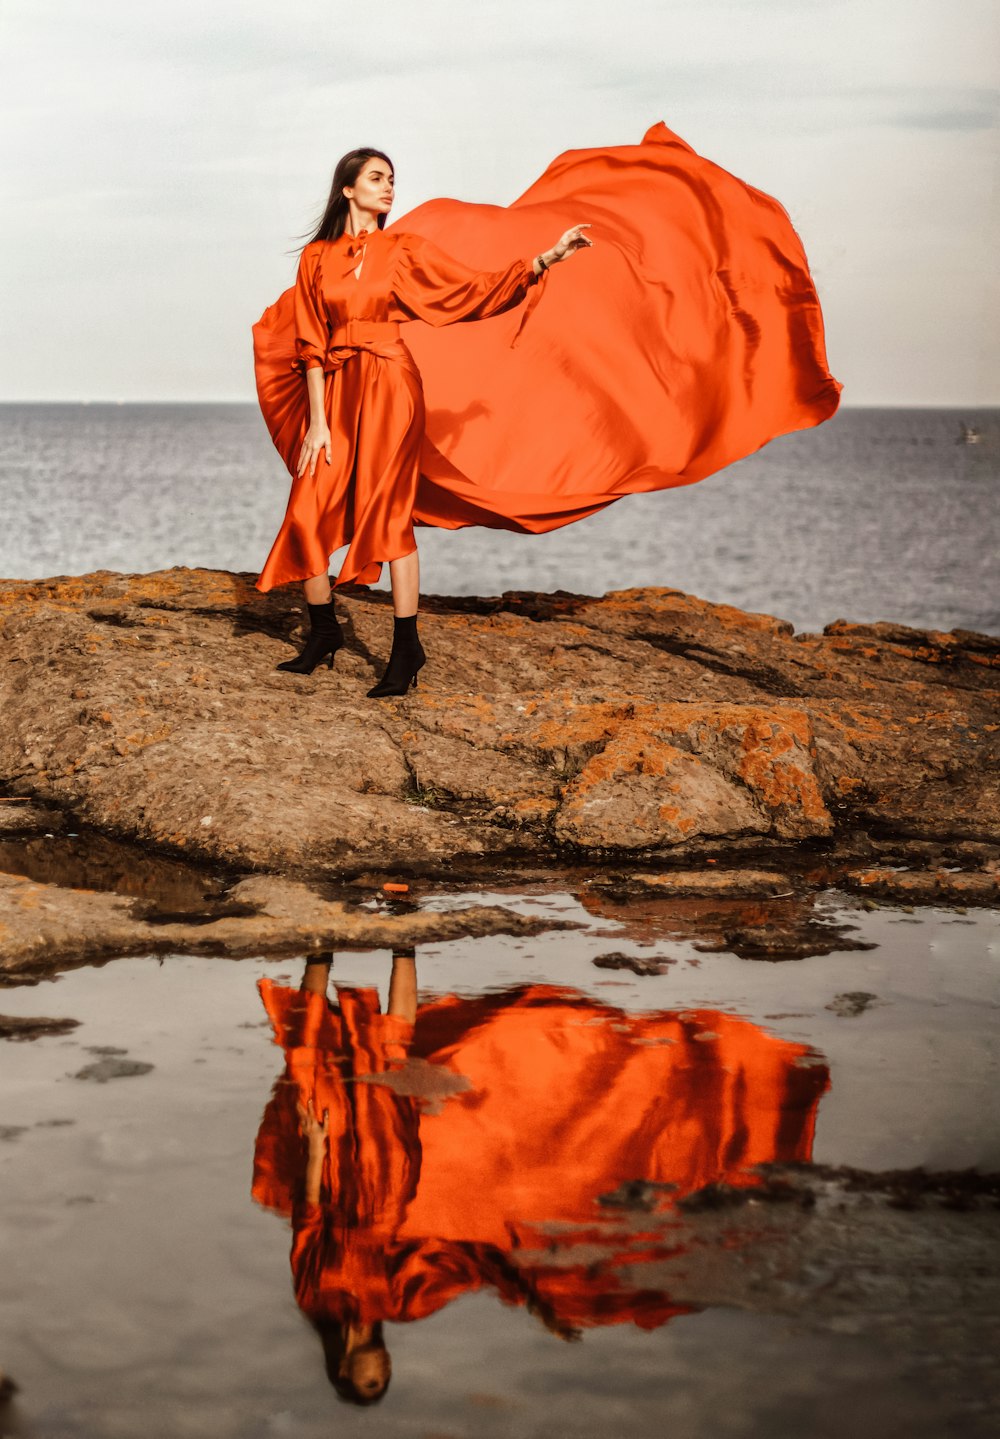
[{"x1": 960, "y1": 423, "x2": 981, "y2": 444}]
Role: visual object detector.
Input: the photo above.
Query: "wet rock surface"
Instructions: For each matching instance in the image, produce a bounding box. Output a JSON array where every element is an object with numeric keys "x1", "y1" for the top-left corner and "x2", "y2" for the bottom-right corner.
[
  {"x1": 637, "y1": 1167, "x2": 1000, "y2": 1425},
  {"x1": 826, "y1": 990, "x2": 881, "y2": 1018},
  {"x1": 579, "y1": 872, "x2": 881, "y2": 961},
  {"x1": 0, "y1": 1012, "x2": 80, "y2": 1040},
  {"x1": 72, "y1": 1053, "x2": 154, "y2": 1083},
  {"x1": 0, "y1": 867, "x2": 566, "y2": 980},
  {"x1": 0, "y1": 569, "x2": 995, "y2": 876}
]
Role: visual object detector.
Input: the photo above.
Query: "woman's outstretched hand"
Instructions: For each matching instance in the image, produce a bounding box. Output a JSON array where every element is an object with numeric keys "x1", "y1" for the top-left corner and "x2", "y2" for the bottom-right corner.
[
  {"x1": 297, "y1": 422, "x2": 332, "y2": 479},
  {"x1": 553, "y1": 224, "x2": 592, "y2": 260},
  {"x1": 534, "y1": 224, "x2": 592, "y2": 276}
]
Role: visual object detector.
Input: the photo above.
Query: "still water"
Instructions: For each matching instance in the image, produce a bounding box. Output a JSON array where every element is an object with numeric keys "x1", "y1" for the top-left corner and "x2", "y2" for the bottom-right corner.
[{"x1": 1, "y1": 890, "x2": 996, "y2": 1437}]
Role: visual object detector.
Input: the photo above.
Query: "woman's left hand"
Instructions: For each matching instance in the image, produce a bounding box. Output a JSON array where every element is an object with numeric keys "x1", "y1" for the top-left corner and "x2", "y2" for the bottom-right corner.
[
  {"x1": 551, "y1": 224, "x2": 592, "y2": 262},
  {"x1": 297, "y1": 1097, "x2": 330, "y2": 1146}
]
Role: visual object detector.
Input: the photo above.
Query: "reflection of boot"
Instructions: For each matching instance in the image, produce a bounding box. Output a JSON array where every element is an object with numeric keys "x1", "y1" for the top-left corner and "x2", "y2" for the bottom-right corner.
[
  {"x1": 305, "y1": 950, "x2": 335, "y2": 967},
  {"x1": 276, "y1": 601, "x2": 344, "y2": 674},
  {"x1": 367, "y1": 615, "x2": 425, "y2": 697}
]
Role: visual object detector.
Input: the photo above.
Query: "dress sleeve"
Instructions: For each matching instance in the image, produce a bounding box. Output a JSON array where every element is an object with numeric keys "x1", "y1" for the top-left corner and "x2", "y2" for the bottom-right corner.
[
  {"x1": 393, "y1": 233, "x2": 541, "y2": 327},
  {"x1": 292, "y1": 245, "x2": 328, "y2": 372}
]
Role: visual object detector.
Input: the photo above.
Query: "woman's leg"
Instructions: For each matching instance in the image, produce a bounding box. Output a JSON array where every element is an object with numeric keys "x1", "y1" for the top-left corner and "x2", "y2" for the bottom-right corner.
[
  {"x1": 369, "y1": 547, "x2": 425, "y2": 697},
  {"x1": 303, "y1": 572, "x2": 332, "y2": 605},
  {"x1": 275, "y1": 571, "x2": 342, "y2": 674},
  {"x1": 388, "y1": 548, "x2": 419, "y2": 617}
]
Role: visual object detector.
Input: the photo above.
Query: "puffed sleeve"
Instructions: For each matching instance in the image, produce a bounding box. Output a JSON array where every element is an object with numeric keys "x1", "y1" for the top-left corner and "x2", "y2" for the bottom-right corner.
[
  {"x1": 292, "y1": 244, "x2": 329, "y2": 372},
  {"x1": 393, "y1": 233, "x2": 542, "y2": 327}
]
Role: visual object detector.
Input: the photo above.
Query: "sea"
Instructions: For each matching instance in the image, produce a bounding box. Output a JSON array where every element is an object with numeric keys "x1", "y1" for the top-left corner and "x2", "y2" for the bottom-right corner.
[{"x1": 1, "y1": 404, "x2": 997, "y2": 636}]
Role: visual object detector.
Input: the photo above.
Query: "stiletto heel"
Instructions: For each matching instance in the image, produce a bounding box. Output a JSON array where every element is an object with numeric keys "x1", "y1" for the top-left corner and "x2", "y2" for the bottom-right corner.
[{"x1": 276, "y1": 599, "x2": 344, "y2": 675}]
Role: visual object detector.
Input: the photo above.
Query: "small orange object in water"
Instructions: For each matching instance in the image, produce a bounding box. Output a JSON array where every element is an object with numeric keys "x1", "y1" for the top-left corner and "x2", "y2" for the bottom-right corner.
[{"x1": 383, "y1": 882, "x2": 410, "y2": 894}]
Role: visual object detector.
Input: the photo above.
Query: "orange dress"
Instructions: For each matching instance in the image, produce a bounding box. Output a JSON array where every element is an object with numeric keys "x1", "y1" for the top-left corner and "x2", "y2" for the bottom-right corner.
[
  {"x1": 253, "y1": 121, "x2": 841, "y2": 593},
  {"x1": 253, "y1": 230, "x2": 542, "y2": 591},
  {"x1": 252, "y1": 980, "x2": 829, "y2": 1333}
]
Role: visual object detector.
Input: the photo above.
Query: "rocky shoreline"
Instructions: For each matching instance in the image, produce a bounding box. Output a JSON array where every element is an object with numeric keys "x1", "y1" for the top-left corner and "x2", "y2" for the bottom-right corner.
[{"x1": 0, "y1": 568, "x2": 997, "y2": 978}]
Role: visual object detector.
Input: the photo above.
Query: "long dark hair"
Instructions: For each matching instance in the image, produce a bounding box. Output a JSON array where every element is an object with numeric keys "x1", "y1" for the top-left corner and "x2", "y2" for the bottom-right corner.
[
  {"x1": 313, "y1": 1318, "x2": 391, "y2": 1405},
  {"x1": 303, "y1": 148, "x2": 394, "y2": 246}
]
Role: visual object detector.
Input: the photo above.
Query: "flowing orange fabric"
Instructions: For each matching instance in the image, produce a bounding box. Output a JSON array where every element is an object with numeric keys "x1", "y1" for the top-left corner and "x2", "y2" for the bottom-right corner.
[
  {"x1": 252, "y1": 980, "x2": 829, "y2": 1333},
  {"x1": 253, "y1": 121, "x2": 840, "y2": 592}
]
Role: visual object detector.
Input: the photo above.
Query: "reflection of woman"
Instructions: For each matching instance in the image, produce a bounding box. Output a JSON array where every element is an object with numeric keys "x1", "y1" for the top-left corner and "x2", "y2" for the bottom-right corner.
[
  {"x1": 252, "y1": 951, "x2": 418, "y2": 1403},
  {"x1": 252, "y1": 954, "x2": 829, "y2": 1397}
]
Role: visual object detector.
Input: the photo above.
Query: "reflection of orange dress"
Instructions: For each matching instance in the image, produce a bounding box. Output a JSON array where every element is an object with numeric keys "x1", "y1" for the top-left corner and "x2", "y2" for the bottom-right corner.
[
  {"x1": 252, "y1": 981, "x2": 829, "y2": 1334},
  {"x1": 253, "y1": 121, "x2": 840, "y2": 592}
]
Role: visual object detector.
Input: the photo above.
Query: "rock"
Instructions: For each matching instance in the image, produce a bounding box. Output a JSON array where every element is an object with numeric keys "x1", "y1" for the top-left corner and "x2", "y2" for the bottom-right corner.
[
  {"x1": 72, "y1": 1056, "x2": 154, "y2": 1083},
  {"x1": 596, "y1": 869, "x2": 795, "y2": 898},
  {"x1": 0, "y1": 799, "x2": 66, "y2": 835},
  {"x1": 592, "y1": 950, "x2": 675, "y2": 976},
  {"x1": 596, "y1": 1179, "x2": 678, "y2": 1210},
  {"x1": 0, "y1": 1013, "x2": 80, "y2": 1041},
  {"x1": 759, "y1": 1162, "x2": 1000, "y2": 1211},
  {"x1": 0, "y1": 569, "x2": 996, "y2": 873},
  {"x1": 843, "y1": 868, "x2": 1000, "y2": 906},
  {"x1": 0, "y1": 830, "x2": 232, "y2": 907},
  {"x1": 826, "y1": 991, "x2": 881, "y2": 1018},
  {"x1": 0, "y1": 869, "x2": 569, "y2": 980},
  {"x1": 697, "y1": 915, "x2": 877, "y2": 962},
  {"x1": 582, "y1": 879, "x2": 879, "y2": 963}
]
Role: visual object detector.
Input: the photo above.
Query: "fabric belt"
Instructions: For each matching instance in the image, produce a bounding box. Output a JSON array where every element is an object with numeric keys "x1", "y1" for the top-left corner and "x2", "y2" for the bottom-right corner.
[{"x1": 323, "y1": 319, "x2": 406, "y2": 373}]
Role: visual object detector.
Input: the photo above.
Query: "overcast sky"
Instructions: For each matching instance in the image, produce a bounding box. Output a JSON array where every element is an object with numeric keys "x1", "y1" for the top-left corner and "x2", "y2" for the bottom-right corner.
[{"x1": 1, "y1": 0, "x2": 997, "y2": 404}]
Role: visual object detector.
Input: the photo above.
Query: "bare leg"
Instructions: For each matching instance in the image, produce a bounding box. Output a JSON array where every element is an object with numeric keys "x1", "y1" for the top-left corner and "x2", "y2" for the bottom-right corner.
[
  {"x1": 387, "y1": 950, "x2": 417, "y2": 1024},
  {"x1": 303, "y1": 572, "x2": 332, "y2": 605},
  {"x1": 388, "y1": 548, "x2": 419, "y2": 617},
  {"x1": 301, "y1": 954, "x2": 332, "y2": 994}
]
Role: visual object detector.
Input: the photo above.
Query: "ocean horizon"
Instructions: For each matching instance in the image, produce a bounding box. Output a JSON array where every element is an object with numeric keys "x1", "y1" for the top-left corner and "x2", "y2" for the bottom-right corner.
[{"x1": 2, "y1": 403, "x2": 997, "y2": 637}]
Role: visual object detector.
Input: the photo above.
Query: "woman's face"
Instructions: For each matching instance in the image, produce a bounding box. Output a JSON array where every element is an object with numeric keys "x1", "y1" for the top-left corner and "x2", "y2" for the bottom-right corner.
[
  {"x1": 343, "y1": 1344, "x2": 391, "y2": 1401},
  {"x1": 344, "y1": 159, "x2": 394, "y2": 218}
]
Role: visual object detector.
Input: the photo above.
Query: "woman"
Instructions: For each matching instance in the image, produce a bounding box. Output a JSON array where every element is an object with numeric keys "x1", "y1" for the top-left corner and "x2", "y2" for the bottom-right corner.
[
  {"x1": 254, "y1": 125, "x2": 841, "y2": 696},
  {"x1": 254, "y1": 147, "x2": 591, "y2": 696}
]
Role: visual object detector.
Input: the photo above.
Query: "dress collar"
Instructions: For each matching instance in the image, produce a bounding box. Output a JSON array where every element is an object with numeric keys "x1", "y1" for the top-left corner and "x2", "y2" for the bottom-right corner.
[{"x1": 340, "y1": 227, "x2": 378, "y2": 252}]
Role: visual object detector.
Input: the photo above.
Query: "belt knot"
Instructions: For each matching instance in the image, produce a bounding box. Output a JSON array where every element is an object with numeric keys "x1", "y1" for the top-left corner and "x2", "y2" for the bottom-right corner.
[{"x1": 322, "y1": 319, "x2": 405, "y2": 373}]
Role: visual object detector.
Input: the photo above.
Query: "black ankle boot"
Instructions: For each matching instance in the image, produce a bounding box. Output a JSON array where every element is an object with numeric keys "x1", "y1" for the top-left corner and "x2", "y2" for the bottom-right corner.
[
  {"x1": 276, "y1": 599, "x2": 344, "y2": 674},
  {"x1": 367, "y1": 614, "x2": 426, "y2": 698}
]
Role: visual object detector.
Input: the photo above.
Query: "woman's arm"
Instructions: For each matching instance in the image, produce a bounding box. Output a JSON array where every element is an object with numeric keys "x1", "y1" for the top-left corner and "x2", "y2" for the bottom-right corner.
[
  {"x1": 297, "y1": 367, "x2": 332, "y2": 478},
  {"x1": 291, "y1": 245, "x2": 330, "y2": 371},
  {"x1": 298, "y1": 1098, "x2": 330, "y2": 1206},
  {"x1": 394, "y1": 225, "x2": 591, "y2": 329},
  {"x1": 532, "y1": 225, "x2": 592, "y2": 276}
]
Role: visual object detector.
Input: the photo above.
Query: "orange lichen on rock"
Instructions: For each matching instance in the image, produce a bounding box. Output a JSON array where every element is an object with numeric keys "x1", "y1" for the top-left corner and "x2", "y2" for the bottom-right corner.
[
  {"x1": 601, "y1": 587, "x2": 794, "y2": 636},
  {"x1": 837, "y1": 775, "x2": 864, "y2": 795},
  {"x1": 555, "y1": 727, "x2": 760, "y2": 849},
  {"x1": 735, "y1": 717, "x2": 831, "y2": 835}
]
